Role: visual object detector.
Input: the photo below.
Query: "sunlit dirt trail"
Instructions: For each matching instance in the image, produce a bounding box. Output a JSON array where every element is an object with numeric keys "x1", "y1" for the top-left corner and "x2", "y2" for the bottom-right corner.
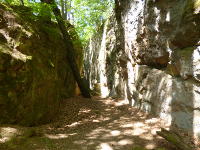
[
  {"x1": 41, "y1": 97, "x2": 174, "y2": 150},
  {"x1": 0, "y1": 97, "x2": 177, "y2": 150}
]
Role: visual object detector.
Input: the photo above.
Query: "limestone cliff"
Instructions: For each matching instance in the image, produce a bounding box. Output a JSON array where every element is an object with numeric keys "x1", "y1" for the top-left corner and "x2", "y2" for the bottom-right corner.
[
  {"x1": 85, "y1": 0, "x2": 200, "y2": 139},
  {"x1": 0, "y1": 4, "x2": 82, "y2": 126}
]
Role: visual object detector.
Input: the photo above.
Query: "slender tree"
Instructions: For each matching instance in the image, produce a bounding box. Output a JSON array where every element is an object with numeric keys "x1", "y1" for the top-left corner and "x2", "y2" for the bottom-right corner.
[
  {"x1": 60, "y1": 0, "x2": 65, "y2": 19},
  {"x1": 41, "y1": 0, "x2": 91, "y2": 98},
  {"x1": 19, "y1": 0, "x2": 24, "y2": 5},
  {"x1": 64, "y1": 0, "x2": 67, "y2": 19}
]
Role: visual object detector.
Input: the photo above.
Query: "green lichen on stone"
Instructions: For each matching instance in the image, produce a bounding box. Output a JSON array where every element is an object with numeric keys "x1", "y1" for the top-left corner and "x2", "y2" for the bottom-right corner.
[
  {"x1": 178, "y1": 47, "x2": 194, "y2": 59},
  {"x1": 0, "y1": 3, "x2": 81, "y2": 126},
  {"x1": 0, "y1": 44, "x2": 32, "y2": 62}
]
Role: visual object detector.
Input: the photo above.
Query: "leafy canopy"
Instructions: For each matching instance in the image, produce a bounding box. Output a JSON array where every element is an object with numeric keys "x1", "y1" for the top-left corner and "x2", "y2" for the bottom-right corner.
[
  {"x1": 72, "y1": 0, "x2": 114, "y2": 44},
  {"x1": 0, "y1": 0, "x2": 114, "y2": 45}
]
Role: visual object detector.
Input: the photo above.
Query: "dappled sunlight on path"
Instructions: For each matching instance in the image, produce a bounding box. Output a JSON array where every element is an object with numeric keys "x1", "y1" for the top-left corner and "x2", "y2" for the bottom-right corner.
[
  {"x1": 0, "y1": 97, "x2": 176, "y2": 150},
  {"x1": 41, "y1": 97, "x2": 173, "y2": 150}
]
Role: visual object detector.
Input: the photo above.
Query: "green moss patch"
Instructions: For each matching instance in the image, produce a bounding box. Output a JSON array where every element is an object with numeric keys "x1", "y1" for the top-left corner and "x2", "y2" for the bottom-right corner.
[{"x1": 0, "y1": 3, "x2": 82, "y2": 126}]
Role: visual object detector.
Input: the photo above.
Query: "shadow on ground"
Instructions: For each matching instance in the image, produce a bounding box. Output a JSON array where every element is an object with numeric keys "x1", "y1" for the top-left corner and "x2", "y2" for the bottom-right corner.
[{"x1": 0, "y1": 97, "x2": 177, "y2": 150}]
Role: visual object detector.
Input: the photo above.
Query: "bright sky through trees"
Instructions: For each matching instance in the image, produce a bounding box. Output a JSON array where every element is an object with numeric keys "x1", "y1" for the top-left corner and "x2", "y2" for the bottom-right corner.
[
  {"x1": 0, "y1": 0, "x2": 114, "y2": 45},
  {"x1": 70, "y1": 0, "x2": 114, "y2": 44}
]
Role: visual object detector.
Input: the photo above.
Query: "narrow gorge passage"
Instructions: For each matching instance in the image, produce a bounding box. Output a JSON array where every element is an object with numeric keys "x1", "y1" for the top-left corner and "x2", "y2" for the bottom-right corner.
[
  {"x1": 0, "y1": 96, "x2": 175, "y2": 150},
  {"x1": 0, "y1": 0, "x2": 200, "y2": 149}
]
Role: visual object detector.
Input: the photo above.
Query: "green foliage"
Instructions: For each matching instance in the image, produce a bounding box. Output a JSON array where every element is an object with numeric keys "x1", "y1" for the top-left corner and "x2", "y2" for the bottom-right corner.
[
  {"x1": 194, "y1": 0, "x2": 200, "y2": 9},
  {"x1": 72, "y1": 0, "x2": 114, "y2": 44},
  {"x1": 0, "y1": 0, "x2": 20, "y2": 5},
  {"x1": 0, "y1": 0, "x2": 52, "y2": 19},
  {"x1": 0, "y1": 0, "x2": 114, "y2": 45}
]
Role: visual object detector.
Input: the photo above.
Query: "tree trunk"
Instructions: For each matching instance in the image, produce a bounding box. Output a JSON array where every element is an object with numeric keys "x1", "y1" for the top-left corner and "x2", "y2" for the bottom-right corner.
[
  {"x1": 60, "y1": 0, "x2": 65, "y2": 19},
  {"x1": 64, "y1": 0, "x2": 67, "y2": 20},
  {"x1": 41, "y1": 0, "x2": 91, "y2": 98},
  {"x1": 68, "y1": 0, "x2": 72, "y2": 20},
  {"x1": 19, "y1": 0, "x2": 24, "y2": 5}
]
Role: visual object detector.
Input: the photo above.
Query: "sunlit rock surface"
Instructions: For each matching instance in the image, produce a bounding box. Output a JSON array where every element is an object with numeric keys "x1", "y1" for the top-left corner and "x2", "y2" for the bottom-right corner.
[
  {"x1": 85, "y1": 0, "x2": 200, "y2": 138},
  {"x1": 0, "y1": 4, "x2": 81, "y2": 125}
]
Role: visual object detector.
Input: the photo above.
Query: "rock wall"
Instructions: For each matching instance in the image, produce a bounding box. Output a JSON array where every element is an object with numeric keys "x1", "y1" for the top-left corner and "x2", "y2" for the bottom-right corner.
[
  {"x1": 0, "y1": 4, "x2": 82, "y2": 126},
  {"x1": 85, "y1": 0, "x2": 200, "y2": 139}
]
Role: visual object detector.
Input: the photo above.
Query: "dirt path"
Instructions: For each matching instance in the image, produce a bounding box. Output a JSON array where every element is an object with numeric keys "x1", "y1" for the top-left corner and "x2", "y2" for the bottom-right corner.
[{"x1": 0, "y1": 97, "x2": 179, "y2": 150}]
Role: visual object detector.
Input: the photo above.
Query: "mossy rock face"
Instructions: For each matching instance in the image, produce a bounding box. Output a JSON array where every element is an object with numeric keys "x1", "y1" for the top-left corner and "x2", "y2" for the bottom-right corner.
[{"x1": 0, "y1": 3, "x2": 82, "y2": 126}]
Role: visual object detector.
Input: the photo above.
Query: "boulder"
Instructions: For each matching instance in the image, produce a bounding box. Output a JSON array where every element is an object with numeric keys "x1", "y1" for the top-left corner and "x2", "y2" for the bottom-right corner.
[{"x1": 0, "y1": 4, "x2": 81, "y2": 126}]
